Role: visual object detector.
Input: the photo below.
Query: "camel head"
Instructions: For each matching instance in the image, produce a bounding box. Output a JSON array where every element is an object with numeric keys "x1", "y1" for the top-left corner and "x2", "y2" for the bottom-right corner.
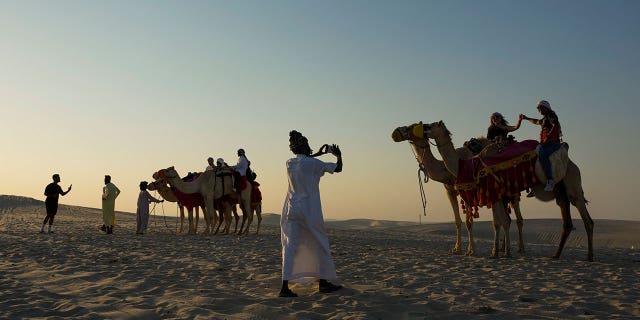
[
  {"x1": 155, "y1": 166, "x2": 179, "y2": 180},
  {"x1": 421, "y1": 121, "x2": 451, "y2": 141},
  {"x1": 147, "y1": 180, "x2": 159, "y2": 191},
  {"x1": 391, "y1": 122, "x2": 428, "y2": 143}
]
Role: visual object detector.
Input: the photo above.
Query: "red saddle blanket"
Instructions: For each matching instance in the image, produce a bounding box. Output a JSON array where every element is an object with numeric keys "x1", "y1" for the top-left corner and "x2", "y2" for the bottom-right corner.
[
  {"x1": 455, "y1": 140, "x2": 539, "y2": 214},
  {"x1": 175, "y1": 174, "x2": 205, "y2": 210}
]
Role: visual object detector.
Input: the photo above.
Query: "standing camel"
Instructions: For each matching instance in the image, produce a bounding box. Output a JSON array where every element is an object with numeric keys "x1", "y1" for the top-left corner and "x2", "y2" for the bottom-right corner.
[
  {"x1": 154, "y1": 167, "x2": 217, "y2": 234},
  {"x1": 147, "y1": 176, "x2": 206, "y2": 234},
  {"x1": 393, "y1": 128, "x2": 526, "y2": 255},
  {"x1": 393, "y1": 121, "x2": 594, "y2": 261},
  {"x1": 238, "y1": 180, "x2": 263, "y2": 235}
]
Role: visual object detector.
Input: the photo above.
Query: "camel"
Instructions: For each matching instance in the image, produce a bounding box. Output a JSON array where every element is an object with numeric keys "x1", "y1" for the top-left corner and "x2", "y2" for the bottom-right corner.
[
  {"x1": 238, "y1": 181, "x2": 263, "y2": 235},
  {"x1": 147, "y1": 176, "x2": 206, "y2": 234},
  {"x1": 393, "y1": 121, "x2": 594, "y2": 261},
  {"x1": 155, "y1": 167, "x2": 217, "y2": 234},
  {"x1": 208, "y1": 165, "x2": 254, "y2": 235},
  {"x1": 391, "y1": 126, "x2": 526, "y2": 255}
]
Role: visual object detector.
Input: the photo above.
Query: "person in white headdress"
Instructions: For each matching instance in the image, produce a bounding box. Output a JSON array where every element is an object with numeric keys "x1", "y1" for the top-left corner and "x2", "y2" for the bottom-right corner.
[
  {"x1": 521, "y1": 99, "x2": 562, "y2": 192},
  {"x1": 279, "y1": 130, "x2": 343, "y2": 297}
]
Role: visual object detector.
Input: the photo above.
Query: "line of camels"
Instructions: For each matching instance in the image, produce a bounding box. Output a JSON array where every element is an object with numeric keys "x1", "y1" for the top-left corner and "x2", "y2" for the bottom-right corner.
[
  {"x1": 392, "y1": 120, "x2": 594, "y2": 261},
  {"x1": 148, "y1": 167, "x2": 263, "y2": 236}
]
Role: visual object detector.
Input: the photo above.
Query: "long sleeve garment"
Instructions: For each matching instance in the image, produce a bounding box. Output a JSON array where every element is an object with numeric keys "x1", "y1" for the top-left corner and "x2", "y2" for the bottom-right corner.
[
  {"x1": 280, "y1": 154, "x2": 337, "y2": 282},
  {"x1": 102, "y1": 182, "x2": 120, "y2": 227},
  {"x1": 136, "y1": 190, "x2": 160, "y2": 233}
]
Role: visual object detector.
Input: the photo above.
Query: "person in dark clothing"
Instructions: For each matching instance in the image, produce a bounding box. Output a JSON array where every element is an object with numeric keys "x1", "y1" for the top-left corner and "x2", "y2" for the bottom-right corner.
[
  {"x1": 487, "y1": 112, "x2": 523, "y2": 142},
  {"x1": 41, "y1": 174, "x2": 72, "y2": 233},
  {"x1": 521, "y1": 100, "x2": 562, "y2": 192}
]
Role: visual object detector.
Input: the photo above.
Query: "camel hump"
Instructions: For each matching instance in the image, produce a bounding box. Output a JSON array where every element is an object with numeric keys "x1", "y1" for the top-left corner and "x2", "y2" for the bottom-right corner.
[{"x1": 535, "y1": 146, "x2": 569, "y2": 183}]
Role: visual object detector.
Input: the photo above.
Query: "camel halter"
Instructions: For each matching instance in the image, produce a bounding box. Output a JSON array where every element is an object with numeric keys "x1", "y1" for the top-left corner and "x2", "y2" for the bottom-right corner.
[{"x1": 409, "y1": 142, "x2": 429, "y2": 218}]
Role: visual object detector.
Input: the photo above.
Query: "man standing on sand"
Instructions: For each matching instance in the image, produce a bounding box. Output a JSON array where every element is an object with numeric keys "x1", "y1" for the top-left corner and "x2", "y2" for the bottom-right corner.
[
  {"x1": 40, "y1": 174, "x2": 72, "y2": 234},
  {"x1": 102, "y1": 175, "x2": 120, "y2": 234},
  {"x1": 279, "y1": 130, "x2": 343, "y2": 297}
]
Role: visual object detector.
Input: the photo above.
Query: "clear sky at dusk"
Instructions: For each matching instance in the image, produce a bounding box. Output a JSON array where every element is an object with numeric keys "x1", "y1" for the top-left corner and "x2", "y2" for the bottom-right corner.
[{"x1": 1, "y1": 1, "x2": 638, "y2": 222}]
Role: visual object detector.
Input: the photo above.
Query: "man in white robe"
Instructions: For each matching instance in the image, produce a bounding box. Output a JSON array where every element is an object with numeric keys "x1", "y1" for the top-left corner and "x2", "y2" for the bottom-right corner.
[
  {"x1": 136, "y1": 181, "x2": 163, "y2": 234},
  {"x1": 279, "y1": 130, "x2": 343, "y2": 297}
]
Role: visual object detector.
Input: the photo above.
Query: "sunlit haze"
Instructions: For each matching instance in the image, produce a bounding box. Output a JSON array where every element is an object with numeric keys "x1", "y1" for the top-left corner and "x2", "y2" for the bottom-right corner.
[{"x1": 1, "y1": 1, "x2": 638, "y2": 222}]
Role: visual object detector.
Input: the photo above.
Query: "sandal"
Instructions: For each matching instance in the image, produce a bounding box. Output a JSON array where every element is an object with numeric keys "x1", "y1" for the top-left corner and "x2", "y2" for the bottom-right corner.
[
  {"x1": 319, "y1": 282, "x2": 343, "y2": 293},
  {"x1": 278, "y1": 289, "x2": 298, "y2": 297}
]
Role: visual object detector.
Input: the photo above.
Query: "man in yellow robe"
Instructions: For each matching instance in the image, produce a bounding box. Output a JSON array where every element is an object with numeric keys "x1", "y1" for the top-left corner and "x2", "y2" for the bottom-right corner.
[{"x1": 102, "y1": 175, "x2": 120, "y2": 234}]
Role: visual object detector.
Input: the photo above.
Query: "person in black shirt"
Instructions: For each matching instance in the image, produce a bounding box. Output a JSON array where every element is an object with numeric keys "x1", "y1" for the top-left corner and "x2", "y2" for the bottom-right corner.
[
  {"x1": 40, "y1": 174, "x2": 72, "y2": 234},
  {"x1": 487, "y1": 112, "x2": 523, "y2": 142}
]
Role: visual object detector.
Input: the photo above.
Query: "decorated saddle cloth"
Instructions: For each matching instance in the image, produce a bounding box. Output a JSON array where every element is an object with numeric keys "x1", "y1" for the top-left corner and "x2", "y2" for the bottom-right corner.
[
  {"x1": 251, "y1": 181, "x2": 262, "y2": 204},
  {"x1": 175, "y1": 173, "x2": 205, "y2": 210},
  {"x1": 455, "y1": 140, "x2": 539, "y2": 213}
]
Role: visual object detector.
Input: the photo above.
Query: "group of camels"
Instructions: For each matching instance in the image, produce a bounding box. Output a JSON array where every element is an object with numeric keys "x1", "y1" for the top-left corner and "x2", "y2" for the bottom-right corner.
[
  {"x1": 392, "y1": 120, "x2": 594, "y2": 261},
  {"x1": 148, "y1": 167, "x2": 263, "y2": 236}
]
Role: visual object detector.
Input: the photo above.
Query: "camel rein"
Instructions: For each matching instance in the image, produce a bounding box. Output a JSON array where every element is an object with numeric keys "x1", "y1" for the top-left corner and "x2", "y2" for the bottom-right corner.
[{"x1": 409, "y1": 143, "x2": 428, "y2": 217}]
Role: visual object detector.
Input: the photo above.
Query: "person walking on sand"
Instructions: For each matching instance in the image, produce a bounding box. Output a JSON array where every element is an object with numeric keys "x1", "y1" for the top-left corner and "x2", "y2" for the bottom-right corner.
[
  {"x1": 101, "y1": 175, "x2": 120, "y2": 234},
  {"x1": 136, "y1": 181, "x2": 163, "y2": 234},
  {"x1": 40, "y1": 174, "x2": 72, "y2": 234},
  {"x1": 279, "y1": 130, "x2": 343, "y2": 298}
]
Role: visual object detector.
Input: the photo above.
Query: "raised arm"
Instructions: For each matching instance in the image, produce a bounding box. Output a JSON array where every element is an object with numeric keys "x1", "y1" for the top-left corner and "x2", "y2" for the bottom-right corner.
[{"x1": 332, "y1": 144, "x2": 342, "y2": 173}]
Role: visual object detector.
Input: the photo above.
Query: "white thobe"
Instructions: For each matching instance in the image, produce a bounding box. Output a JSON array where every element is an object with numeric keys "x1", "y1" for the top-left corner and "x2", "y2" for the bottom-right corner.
[
  {"x1": 281, "y1": 154, "x2": 337, "y2": 282},
  {"x1": 232, "y1": 155, "x2": 249, "y2": 176},
  {"x1": 136, "y1": 190, "x2": 160, "y2": 233},
  {"x1": 102, "y1": 182, "x2": 120, "y2": 227}
]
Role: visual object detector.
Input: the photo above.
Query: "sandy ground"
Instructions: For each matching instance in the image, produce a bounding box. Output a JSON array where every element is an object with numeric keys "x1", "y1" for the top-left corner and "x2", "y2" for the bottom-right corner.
[{"x1": 1, "y1": 196, "x2": 639, "y2": 319}]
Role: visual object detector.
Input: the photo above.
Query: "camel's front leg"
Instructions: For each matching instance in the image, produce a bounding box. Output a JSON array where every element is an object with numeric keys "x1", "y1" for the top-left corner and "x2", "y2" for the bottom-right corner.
[
  {"x1": 177, "y1": 206, "x2": 185, "y2": 234},
  {"x1": 465, "y1": 212, "x2": 475, "y2": 256},
  {"x1": 187, "y1": 208, "x2": 195, "y2": 234},
  {"x1": 445, "y1": 186, "x2": 462, "y2": 254},
  {"x1": 242, "y1": 203, "x2": 257, "y2": 235},
  {"x1": 232, "y1": 205, "x2": 240, "y2": 234},
  {"x1": 510, "y1": 199, "x2": 525, "y2": 253},
  {"x1": 203, "y1": 196, "x2": 215, "y2": 235},
  {"x1": 253, "y1": 203, "x2": 262, "y2": 235},
  {"x1": 194, "y1": 207, "x2": 200, "y2": 234},
  {"x1": 490, "y1": 201, "x2": 510, "y2": 258}
]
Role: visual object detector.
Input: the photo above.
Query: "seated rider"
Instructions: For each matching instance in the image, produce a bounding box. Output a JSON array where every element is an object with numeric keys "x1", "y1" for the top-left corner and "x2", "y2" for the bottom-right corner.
[
  {"x1": 521, "y1": 100, "x2": 562, "y2": 192},
  {"x1": 487, "y1": 112, "x2": 522, "y2": 143}
]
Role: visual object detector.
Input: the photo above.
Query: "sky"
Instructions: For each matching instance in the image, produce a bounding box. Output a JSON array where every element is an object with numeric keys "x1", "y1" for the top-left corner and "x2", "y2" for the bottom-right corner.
[{"x1": 1, "y1": 0, "x2": 638, "y2": 223}]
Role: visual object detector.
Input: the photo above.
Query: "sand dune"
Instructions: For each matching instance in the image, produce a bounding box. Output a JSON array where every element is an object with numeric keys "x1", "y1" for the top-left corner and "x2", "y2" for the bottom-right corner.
[{"x1": 1, "y1": 195, "x2": 639, "y2": 319}]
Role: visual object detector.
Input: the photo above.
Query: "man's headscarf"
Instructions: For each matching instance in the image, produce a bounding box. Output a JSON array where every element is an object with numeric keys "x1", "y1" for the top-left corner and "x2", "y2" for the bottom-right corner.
[{"x1": 289, "y1": 130, "x2": 309, "y2": 152}]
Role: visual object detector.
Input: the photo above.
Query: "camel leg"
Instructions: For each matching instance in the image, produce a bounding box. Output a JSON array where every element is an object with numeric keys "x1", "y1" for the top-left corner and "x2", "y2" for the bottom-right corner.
[
  {"x1": 444, "y1": 186, "x2": 463, "y2": 254},
  {"x1": 254, "y1": 203, "x2": 262, "y2": 235},
  {"x1": 214, "y1": 206, "x2": 223, "y2": 234},
  {"x1": 243, "y1": 203, "x2": 256, "y2": 235},
  {"x1": 187, "y1": 208, "x2": 195, "y2": 234},
  {"x1": 200, "y1": 206, "x2": 209, "y2": 235},
  {"x1": 490, "y1": 201, "x2": 510, "y2": 258},
  {"x1": 223, "y1": 204, "x2": 232, "y2": 234},
  {"x1": 232, "y1": 204, "x2": 240, "y2": 234},
  {"x1": 239, "y1": 203, "x2": 250, "y2": 235},
  {"x1": 204, "y1": 196, "x2": 215, "y2": 235},
  {"x1": 551, "y1": 182, "x2": 573, "y2": 259},
  {"x1": 178, "y1": 206, "x2": 185, "y2": 234},
  {"x1": 510, "y1": 198, "x2": 525, "y2": 254},
  {"x1": 465, "y1": 212, "x2": 475, "y2": 256},
  {"x1": 564, "y1": 161, "x2": 594, "y2": 261},
  {"x1": 194, "y1": 207, "x2": 200, "y2": 234}
]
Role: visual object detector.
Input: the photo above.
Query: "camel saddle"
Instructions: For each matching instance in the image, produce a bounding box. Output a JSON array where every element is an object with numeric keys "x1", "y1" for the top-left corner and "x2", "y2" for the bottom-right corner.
[
  {"x1": 455, "y1": 140, "x2": 570, "y2": 214},
  {"x1": 214, "y1": 168, "x2": 235, "y2": 199}
]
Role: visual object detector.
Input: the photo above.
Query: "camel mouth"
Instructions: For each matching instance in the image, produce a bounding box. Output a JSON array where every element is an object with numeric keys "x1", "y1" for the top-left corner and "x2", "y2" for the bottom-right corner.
[{"x1": 391, "y1": 128, "x2": 404, "y2": 142}]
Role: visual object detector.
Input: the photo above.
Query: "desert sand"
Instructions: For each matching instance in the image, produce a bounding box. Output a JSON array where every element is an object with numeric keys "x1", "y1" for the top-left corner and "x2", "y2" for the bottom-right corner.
[{"x1": 1, "y1": 195, "x2": 639, "y2": 319}]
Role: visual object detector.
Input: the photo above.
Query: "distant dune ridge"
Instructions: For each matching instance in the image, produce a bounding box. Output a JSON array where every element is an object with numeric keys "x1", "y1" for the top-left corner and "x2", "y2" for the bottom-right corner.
[{"x1": 1, "y1": 194, "x2": 639, "y2": 319}]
